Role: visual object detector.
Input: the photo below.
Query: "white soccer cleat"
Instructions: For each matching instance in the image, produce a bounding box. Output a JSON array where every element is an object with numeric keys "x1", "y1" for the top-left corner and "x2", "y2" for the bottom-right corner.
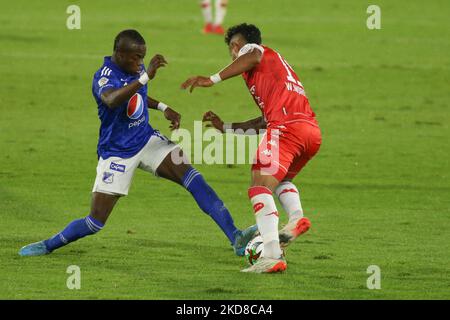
[
  {"x1": 279, "y1": 217, "x2": 311, "y2": 248},
  {"x1": 241, "y1": 256, "x2": 287, "y2": 273}
]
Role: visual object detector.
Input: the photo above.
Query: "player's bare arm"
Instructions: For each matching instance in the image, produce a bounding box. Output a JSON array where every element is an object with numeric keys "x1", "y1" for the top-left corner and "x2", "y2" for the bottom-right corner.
[
  {"x1": 101, "y1": 82, "x2": 143, "y2": 109},
  {"x1": 203, "y1": 111, "x2": 266, "y2": 133},
  {"x1": 101, "y1": 54, "x2": 167, "y2": 109},
  {"x1": 180, "y1": 49, "x2": 262, "y2": 93},
  {"x1": 147, "y1": 96, "x2": 181, "y2": 130},
  {"x1": 218, "y1": 49, "x2": 262, "y2": 81}
]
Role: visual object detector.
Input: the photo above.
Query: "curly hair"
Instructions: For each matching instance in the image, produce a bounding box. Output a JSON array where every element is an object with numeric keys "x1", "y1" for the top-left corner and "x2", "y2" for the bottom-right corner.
[{"x1": 225, "y1": 23, "x2": 262, "y2": 45}]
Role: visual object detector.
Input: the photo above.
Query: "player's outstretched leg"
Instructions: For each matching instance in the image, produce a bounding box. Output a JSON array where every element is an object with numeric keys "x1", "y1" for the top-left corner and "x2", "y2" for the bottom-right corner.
[
  {"x1": 182, "y1": 167, "x2": 258, "y2": 256},
  {"x1": 156, "y1": 150, "x2": 258, "y2": 256},
  {"x1": 19, "y1": 193, "x2": 118, "y2": 256},
  {"x1": 19, "y1": 216, "x2": 104, "y2": 257},
  {"x1": 275, "y1": 180, "x2": 311, "y2": 248}
]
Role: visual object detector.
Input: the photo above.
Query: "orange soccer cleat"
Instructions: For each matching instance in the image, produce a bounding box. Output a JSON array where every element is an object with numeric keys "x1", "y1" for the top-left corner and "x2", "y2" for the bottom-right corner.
[
  {"x1": 241, "y1": 257, "x2": 287, "y2": 274},
  {"x1": 202, "y1": 23, "x2": 214, "y2": 34},
  {"x1": 279, "y1": 217, "x2": 311, "y2": 248},
  {"x1": 213, "y1": 25, "x2": 225, "y2": 35}
]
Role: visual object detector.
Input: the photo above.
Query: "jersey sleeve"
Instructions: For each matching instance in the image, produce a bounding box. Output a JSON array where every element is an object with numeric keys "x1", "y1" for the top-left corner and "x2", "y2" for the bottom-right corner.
[
  {"x1": 238, "y1": 43, "x2": 265, "y2": 58},
  {"x1": 93, "y1": 68, "x2": 121, "y2": 99}
]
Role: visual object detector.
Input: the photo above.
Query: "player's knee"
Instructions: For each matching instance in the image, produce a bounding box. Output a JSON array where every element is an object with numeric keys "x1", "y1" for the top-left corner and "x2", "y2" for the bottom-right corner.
[
  {"x1": 250, "y1": 179, "x2": 277, "y2": 192},
  {"x1": 251, "y1": 171, "x2": 279, "y2": 191}
]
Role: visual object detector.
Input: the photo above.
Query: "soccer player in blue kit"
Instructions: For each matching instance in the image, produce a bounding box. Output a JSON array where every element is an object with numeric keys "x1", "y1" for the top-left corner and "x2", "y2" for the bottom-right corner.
[{"x1": 19, "y1": 29, "x2": 257, "y2": 258}]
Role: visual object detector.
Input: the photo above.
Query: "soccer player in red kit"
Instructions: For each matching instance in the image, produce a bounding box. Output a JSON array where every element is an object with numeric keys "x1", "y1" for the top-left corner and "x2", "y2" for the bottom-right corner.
[{"x1": 181, "y1": 23, "x2": 321, "y2": 273}]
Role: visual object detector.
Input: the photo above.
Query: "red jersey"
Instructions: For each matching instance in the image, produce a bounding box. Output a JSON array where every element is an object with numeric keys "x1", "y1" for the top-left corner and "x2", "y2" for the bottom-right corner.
[{"x1": 241, "y1": 44, "x2": 318, "y2": 128}]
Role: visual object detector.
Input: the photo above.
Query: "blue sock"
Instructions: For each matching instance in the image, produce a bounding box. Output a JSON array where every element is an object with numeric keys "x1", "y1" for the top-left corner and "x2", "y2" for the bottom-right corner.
[
  {"x1": 44, "y1": 216, "x2": 104, "y2": 252},
  {"x1": 182, "y1": 167, "x2": 239, "y2": 244}
]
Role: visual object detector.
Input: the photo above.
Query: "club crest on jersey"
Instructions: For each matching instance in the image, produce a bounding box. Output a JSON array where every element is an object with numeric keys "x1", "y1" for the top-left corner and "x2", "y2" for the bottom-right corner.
[
  {"x1": 127, "y1": 93, "x2": 144, "y2": 120},
  {"x1": 98, "y1": 77, "x2": 109, "y2": 87}
]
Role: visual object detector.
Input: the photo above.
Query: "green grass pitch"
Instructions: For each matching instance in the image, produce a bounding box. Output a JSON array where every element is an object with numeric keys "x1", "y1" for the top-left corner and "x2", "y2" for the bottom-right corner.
[{"x1": 0, "y1": 0, "x2": 449, "y2": 299}]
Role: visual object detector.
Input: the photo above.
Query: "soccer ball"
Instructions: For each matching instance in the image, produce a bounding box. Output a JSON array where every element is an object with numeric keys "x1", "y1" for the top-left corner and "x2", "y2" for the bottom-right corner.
[{"x1": 245, "y1": 235, "x2": 264, "y2": 265}]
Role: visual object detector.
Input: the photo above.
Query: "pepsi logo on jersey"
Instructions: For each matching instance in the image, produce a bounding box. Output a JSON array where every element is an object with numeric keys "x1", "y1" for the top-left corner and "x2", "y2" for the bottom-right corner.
[{"x1": 127, "y1": 93, "x2": 144, "y2": 120}]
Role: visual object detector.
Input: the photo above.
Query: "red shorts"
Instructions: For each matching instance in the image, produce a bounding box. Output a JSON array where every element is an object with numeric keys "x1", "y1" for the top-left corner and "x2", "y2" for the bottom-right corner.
[{"x1": 252, "y1": 121, "x2": 322, "y2": 181}]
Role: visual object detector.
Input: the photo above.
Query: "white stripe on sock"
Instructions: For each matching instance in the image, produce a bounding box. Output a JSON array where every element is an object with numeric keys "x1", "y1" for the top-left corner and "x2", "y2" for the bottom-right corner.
[
  {"x1": 183, "y1": 169, "x2": 198, "y2": 188},
  {"x1": 85, "y1": 217, "x2": 101, "y2": 233},
  {"x1": 87, "y1": 216, "x2": 103, "y2": 230},
  {"x1": 182, "y1": 170, "x2": 195, "y2": 188},
  {"x1": 85, "y1": 220, "x2": 97, "y2": 233},
  {"x1": 184, "y1": 172, "x2": 200, "y2": 189}
]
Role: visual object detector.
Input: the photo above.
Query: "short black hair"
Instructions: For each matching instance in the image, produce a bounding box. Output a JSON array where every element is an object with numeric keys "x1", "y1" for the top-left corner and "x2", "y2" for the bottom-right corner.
[
  {"x1": 225, "y1": 23, "x2": 261, "y2": 45},
  {"x1": 113, "y1": 29, "x2": 145, "y2": 51}
]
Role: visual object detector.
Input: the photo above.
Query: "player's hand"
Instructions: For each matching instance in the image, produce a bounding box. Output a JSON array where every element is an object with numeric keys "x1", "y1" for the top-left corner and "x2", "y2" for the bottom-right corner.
[
  {"x1": 181, "y1": 76, "x2": 214, "y2": 93},
  {"x1": 203, "y1": 111, "x2": 224, "y2": 133},
  {"x1": 147, "y1": 54, "x2": 167, "y2": 80},
  {"x1": 164, "y1": 107, "x2": 181, "y2": 131}
]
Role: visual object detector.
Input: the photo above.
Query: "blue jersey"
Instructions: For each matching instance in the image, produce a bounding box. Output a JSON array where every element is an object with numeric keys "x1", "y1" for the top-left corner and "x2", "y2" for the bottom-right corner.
[{"x1": 92, "y1": 56, "x2": 154, "y2": 159}]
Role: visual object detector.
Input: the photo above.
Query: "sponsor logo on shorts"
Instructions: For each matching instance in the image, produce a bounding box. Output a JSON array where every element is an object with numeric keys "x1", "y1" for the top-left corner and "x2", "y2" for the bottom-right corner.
[
  {"x1": 110, "y1": 162, "x2": 125, "y2": 173},
  {"x1": 102, "y1": 172, "x2": 114, "y2": 184}
]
